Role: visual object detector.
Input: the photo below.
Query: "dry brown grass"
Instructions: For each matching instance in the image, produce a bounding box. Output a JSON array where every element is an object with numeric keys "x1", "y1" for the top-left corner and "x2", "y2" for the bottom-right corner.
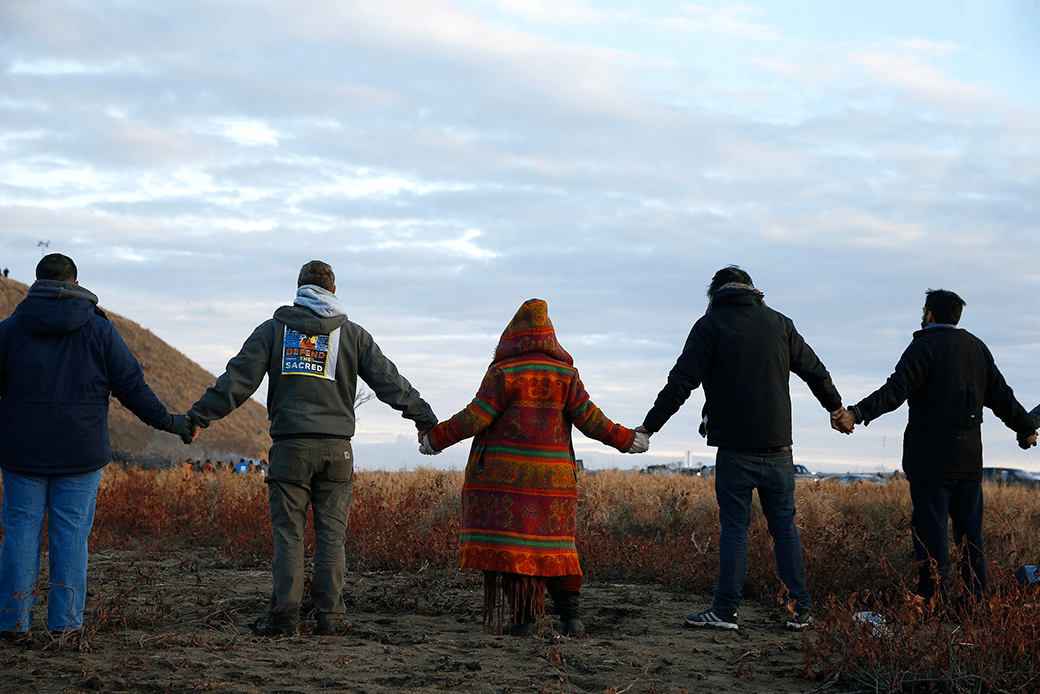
[
  {"x1": 70, "y1": 467, "x2": 1040, "y2": 596},
  {"x1": 2, "y1": 466, "x2": 1039, "y2": 691}
]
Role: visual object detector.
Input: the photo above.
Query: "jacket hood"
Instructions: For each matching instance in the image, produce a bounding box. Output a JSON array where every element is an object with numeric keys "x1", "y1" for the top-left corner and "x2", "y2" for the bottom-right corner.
[
  {"x1": 15, "y1": 280, "x2": 102, "y2": 337},
  {"x1": 273, "y1": 284, "x2": 350, "y2": 335},
  {"x1": 708, "y1": 284, "x2": 766, "y2": 312},
  {"x1": 491, "y1": 298, "x2": 573, "y2": 365}
]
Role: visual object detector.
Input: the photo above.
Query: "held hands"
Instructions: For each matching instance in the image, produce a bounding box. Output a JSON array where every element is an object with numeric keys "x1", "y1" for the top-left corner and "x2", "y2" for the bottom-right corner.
[
  {"x1": 163, "y1": 414, "x2": 197, "y2": 445},
  {"x1": 627, "y1": 431, "x2": 650, "y2": 454},
  {"x1": 627, "y1": 428, "x2": 650, "y2": 454},
  {"x1": 419, "y1": 433, "x2": 440, "y2": 456},
  {"x1": 831, "y1": 407, "x2": 855, "y2": 435},
  {"x1": 1018, "y1": 430, "x2": 1038, "y2": 450}
]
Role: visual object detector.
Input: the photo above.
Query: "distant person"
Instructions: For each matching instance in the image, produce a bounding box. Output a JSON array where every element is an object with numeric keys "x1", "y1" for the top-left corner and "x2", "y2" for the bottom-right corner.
[
  {"x1": 639, "y1": 266, "x2": 845, "y2": 630},
  {"x1": 2, "y1": 269, "x2": 7, "y2": 278},
  {"x1": 834, "y1": 289, "x2": 1037, "y2": 605},
  {"x1": 419, "y1": 299, "x2": 648, "y2": 636},
  {"x1": 0, "y1": 254, "x2": 192, "y2": 637},
  {"x1": 186, "y1": 260, "x2": 437, "y2": 637},
  {"x1": 235, "y1": 458, "x2": 250, "y2": 475}
]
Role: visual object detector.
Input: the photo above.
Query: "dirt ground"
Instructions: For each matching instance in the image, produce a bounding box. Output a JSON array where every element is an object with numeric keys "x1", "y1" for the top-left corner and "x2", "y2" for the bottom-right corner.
[{"x1": 0, "y1": 550, "x2": 836, "y2": 694}]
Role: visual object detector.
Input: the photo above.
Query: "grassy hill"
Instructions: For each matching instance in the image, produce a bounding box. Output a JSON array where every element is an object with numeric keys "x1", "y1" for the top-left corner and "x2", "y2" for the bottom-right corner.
[{"x1": 0, "y1": 276, "x2": 271, "y2": 464}]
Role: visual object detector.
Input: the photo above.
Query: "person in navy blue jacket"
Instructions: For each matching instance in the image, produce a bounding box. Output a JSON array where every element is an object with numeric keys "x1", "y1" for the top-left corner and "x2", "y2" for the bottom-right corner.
[{"x1": 0, "y1": 254, "x2": 192, "y2": 637}]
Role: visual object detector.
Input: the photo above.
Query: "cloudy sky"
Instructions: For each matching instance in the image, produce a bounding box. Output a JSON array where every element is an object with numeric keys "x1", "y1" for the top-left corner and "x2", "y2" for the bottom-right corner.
[{"x1": 2, "y1": 0, "x2": 1039, "y2": 472}]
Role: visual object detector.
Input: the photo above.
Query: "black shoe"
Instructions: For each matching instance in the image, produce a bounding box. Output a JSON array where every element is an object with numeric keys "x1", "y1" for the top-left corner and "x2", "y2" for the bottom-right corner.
[
  {"x1": 785, "y1": 605, "x2": 813, "y2": 630},
  {"x1": 314, "y1": 616, "x2": 352, "y2": 636},
  {"x1": 685, "y1": 608, "x2": 738, "y2": 630},
  {"x1": 254, "y1": 616, "x2": 299, "y2": 637},
  {"x1": 0, "y1": 630, "x2": 31, "y2": 643}
]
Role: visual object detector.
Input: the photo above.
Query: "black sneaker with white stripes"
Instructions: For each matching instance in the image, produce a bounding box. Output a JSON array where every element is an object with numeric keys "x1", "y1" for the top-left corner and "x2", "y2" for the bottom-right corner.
[
  {"x1": 785, "y1": 605, "x2": 813, "y2": 630},
  {"x1": 685, "y1": 608, "x2": 738, "y2": 630}
]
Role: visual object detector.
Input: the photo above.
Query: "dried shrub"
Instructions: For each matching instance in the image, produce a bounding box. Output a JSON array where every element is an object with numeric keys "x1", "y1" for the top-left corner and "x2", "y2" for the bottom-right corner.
[
  {"x1": 801, "y1": 566, "x2": 1040, "y2": 693},
  {"x1": 345, "y1": 468, "x2": 461, "y2": 572}
]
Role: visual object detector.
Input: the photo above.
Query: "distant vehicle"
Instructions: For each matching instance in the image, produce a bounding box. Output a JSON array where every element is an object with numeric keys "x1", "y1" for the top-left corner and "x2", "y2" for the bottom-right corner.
[
  {"x1": 793, "y1": 464, "x2": 819, "y2": 479},
  {"x1": 824, "y1": 473, "x2": 887, "y2": 485},
  {"x1": 982, "y1": 468, "x2": 1040, "y2": 489}
]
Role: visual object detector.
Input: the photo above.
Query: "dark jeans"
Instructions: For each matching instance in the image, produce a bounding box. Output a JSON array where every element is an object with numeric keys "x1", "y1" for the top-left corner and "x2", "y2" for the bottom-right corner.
[
  {"x1": 712, "y1": 448, "x2": 811, "y2": 613},
  {"x1": 908, "y1": 479, "x2": 986, "y2": 601}
]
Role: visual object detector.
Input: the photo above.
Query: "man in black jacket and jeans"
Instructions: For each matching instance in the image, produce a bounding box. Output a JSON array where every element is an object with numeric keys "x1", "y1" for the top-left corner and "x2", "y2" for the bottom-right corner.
[
  {"x1": 835, "y1": 289, "x2": 1037, "y2": 603},
  {"x1": 641, "y1": 266, "x2": 846, "y2": 630}
]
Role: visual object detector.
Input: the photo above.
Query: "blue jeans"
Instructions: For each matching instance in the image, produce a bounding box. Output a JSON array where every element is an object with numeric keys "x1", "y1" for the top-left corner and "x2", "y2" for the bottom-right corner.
[
  {"x1": 712, "y1": 448, "x2": 811, "y2": 613},
  {"x1": 0, "y1": 468, "x2": 104, "y2": 632},
  {"x1": 908, "y1": 479, "x2": 985, "y2": 601}
]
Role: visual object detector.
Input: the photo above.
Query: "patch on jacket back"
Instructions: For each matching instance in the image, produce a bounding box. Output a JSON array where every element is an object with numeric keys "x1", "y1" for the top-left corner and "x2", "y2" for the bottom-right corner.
[{"x1": 282, "y1": 326, "x2": 339, "y2": 380}]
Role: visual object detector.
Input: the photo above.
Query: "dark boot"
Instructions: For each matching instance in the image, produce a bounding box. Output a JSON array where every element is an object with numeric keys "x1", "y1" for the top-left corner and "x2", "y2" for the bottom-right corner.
[
  {"x1": 502, "y1": 613, "x2": 538, "y2": 636},
  {"x1": 552, "y1": 591, "x2": 585, "y2": 637},
  {"x1": 492, "y1": 571, "x2": 545, "y2": 636}
]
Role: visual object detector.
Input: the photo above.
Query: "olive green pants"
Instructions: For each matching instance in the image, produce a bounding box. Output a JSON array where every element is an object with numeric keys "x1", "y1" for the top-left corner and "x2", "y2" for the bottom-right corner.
[{"x1": 266, "y1": 437, "x2": 354, "y2": 626}]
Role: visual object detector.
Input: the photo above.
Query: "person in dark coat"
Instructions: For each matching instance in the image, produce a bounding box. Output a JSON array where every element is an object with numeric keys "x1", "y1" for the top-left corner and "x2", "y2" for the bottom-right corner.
[
  {"x1": 835, "y1": 289, "x2": 1037, "y2": 603},
  {"x1": 0, "y1": 254, "x2": 192, "y2": 636},
  {"x1": 640, "y1": 265, "x2": 846, "y2": 631}
]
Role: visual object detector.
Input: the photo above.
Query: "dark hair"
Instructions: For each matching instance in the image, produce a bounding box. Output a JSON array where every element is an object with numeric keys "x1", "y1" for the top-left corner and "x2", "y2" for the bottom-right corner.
[
  {"x1": 298, "y1": 260, "x2": 335, "y2": 292},
  {"x1": 706, "y1": 265, "x2": 753, "y2": 298},
  {"x1": 36, "y1": 253, "x2": 77, "y2": 282},
  {"x1": 925, "y1": 288, "x2": 966, "y2": 325}
]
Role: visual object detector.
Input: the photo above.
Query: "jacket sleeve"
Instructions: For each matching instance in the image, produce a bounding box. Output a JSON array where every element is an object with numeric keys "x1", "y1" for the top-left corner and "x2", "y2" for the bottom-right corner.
[
  {"x1": 427, "y1": 366, "x2": 507, "y2": 451},
  {"x1": 104, "y1": 322, "x2": 170, "y2": 429},
  {"x1": 981, "y1": 352, "x2": 1035, "y2": 436},
  {"x1": 854, "y1": 343, "x2": 925, "y2": 425},
  {"x1": 1030, "y1": 403, "x2": 1040, "y2": 429},
  {"x1": 356, "y1": 327, "x2": 437, "y2": 431},
  {"x1": 788, "y1": 324, "x2": 842, "y2": 411},
  {"x1": 188, "y1": 322, "x2": 274, "y2": 427},
  {"x1": 566, "y1": 372, "x2": 636, "y2": 452},
  {"x1": 642, "y1": 319, "x2": 714, "y2": 433}
]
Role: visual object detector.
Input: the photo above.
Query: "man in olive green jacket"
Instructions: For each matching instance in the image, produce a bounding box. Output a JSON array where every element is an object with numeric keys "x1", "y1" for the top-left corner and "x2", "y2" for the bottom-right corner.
[{"x1": 188, "y1": 260, "x2": 437, "y2": 636}]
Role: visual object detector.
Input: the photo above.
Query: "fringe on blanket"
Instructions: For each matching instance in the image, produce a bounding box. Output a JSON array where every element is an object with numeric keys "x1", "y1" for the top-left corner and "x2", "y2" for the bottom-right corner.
[{"x1": 483, "y1": 571, "x2": 546, "y2": 634}]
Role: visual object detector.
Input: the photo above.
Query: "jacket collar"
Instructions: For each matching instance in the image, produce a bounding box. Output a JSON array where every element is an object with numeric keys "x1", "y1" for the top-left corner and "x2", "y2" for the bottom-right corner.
[{"x1": 912, "y1": 324, "x2": 957, "y2": 340}]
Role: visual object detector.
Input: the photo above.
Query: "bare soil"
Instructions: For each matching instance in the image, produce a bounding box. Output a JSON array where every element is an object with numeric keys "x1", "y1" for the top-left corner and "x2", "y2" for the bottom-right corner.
[{"x1": 0, "y1": 550, "x2": 832, "y2": 694}]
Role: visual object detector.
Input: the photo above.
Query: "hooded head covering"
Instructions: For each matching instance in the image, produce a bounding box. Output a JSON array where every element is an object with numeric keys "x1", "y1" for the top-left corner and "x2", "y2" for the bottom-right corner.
[{"x1": 492, "y1": 299, "x2": 573, "y2": 366}]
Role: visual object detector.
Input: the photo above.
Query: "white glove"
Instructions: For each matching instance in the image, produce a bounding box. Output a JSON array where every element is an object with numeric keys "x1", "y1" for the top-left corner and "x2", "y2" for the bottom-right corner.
[
  {"x1": 419, "y1": 433, "x2": 440, "y2": 456},
  {"x1": 627, "y1": 431, "x2": 650, "y2": 454}
]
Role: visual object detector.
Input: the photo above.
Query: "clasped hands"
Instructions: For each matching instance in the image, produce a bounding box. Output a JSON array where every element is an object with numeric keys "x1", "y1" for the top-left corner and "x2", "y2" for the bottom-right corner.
[
  {"x1": 1018, "y1": 430, "x2": 1038, "y2": 450},
  {"x1": 164, "y1": 414, "x2": 201, "y2": 444},
  {"x1": 830, "y1": 407, "x2": 855, "y2": 435}
]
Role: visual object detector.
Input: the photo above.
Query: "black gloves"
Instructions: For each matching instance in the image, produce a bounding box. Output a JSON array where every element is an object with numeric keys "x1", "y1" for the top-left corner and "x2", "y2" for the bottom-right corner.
[{"x1": 162, "y1": 414, "x2": 196, "y2": 445}]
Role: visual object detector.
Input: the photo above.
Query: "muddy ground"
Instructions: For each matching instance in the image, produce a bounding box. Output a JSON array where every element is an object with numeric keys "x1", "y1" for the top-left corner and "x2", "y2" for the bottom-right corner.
[{"x1": 0, "y1": 550, "x2": 839, "y2": 693}]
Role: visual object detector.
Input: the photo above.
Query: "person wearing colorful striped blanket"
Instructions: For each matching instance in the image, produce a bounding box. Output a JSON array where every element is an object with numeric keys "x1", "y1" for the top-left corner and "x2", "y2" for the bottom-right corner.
[{"x1": 420, "y1": 299, "x2": 649, "y2": 636}]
